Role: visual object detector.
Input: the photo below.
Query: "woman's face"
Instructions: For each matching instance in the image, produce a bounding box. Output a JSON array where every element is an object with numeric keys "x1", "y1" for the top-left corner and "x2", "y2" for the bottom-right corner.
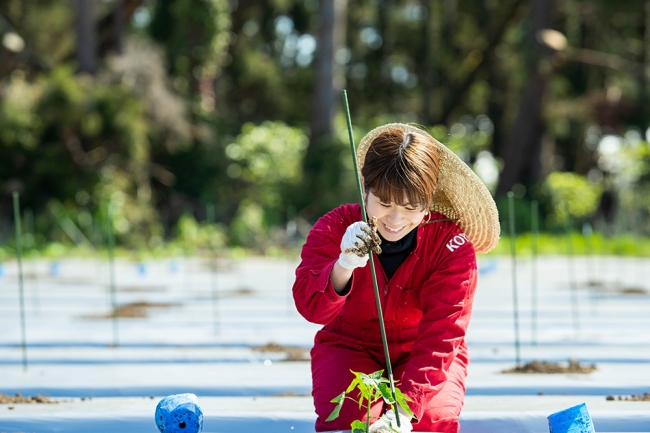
[{"x1": 365, "y1": 190, "x2": 427, "y2": 242}]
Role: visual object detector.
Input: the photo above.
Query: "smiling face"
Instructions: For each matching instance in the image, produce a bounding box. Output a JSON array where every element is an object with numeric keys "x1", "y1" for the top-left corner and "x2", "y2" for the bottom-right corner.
[
  {"x1": 360, "y1": 127, "x2": 439, "y2": 241},
  {"x1": 365, "y1": 190, "x2": 427, "y2": 241}
]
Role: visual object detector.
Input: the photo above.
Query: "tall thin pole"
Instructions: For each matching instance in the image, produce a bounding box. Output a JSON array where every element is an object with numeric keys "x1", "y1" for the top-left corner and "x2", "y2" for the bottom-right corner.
[
  {"x1": 342, "y1": 90, "x2": 399, "y2": 425},
  {"x1": 508, "y1": 192, "x2": 521, "y2": 367},
  {"x1": 530, "y1": 200, "x2": 539, "y2": 346},
  {"x1": 12, "y1": 192, "x2": 28, "y2": 371},
  {"x1": 565, "y1": 215, "x2": 580, "y2": 337},
  {"x1": 207, "y1": 203, "x2": 219, "y2": 334},
  {"x1": 107, "y1": 204, "x2": 118, "y2": 347},
  {"x1": 24, "y1": 208, "x2": 40, "y2": 314}
]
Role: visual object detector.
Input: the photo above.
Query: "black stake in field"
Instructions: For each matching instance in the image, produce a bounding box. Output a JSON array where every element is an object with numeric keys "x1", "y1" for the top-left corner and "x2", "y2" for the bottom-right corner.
[
  {"x1": 24, "y1": 208, "x2": 40, "y2": 315},
  {"x1": 207, "y1": 203, "x2": 220, "y2": 335},
  {"x1": 530, "y1": 200, "x2": 539, "y2": 346},
  {"x1": 564, "y1": 215, "x2": 580, "y2": 337},
  {"x1": 507, "y1": 192, "x2": 521, "y2": 367},
  {"x1": 107, "y1": 205, "x2": 119, "y2": 347},
  {"x1": 12, "y1": 192, "x2": 28, "y2": 371}
]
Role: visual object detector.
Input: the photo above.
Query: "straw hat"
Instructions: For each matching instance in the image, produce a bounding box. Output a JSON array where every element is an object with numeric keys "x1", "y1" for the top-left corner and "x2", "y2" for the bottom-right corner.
[{"x1": 357, "y1": 123, "x2": 500, "y2": 254}]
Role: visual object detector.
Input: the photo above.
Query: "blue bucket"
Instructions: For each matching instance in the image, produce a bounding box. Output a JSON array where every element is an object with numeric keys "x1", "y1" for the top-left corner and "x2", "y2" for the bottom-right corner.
[
  {"x1": 155, "y1": 393, "x2": 203, "y2": 433},
  {"x1": 548, "y1": 402, "x2": 595, "y2": 433}
]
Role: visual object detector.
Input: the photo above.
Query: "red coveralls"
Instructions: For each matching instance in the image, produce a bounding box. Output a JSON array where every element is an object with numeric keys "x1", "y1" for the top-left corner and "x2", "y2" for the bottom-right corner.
[{"x1": 293, "y1": 204, "x2": 478, "y2": 433}]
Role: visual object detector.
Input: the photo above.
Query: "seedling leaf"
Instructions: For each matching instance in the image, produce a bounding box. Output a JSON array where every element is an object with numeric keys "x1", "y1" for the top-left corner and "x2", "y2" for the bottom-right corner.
[
  {"x1": 346, "y1": 372, "x2": 362, "y2": 394},
  {"x1": 378, "y1": 382, "x2": 395, "y2": 404},
  {"x1": 394, "y1": 388, "x2": 415, "y2": 419},
  {"x1": 326, "y1": 392, "x2": 346, "y2": 422},
  {"x1": 351, "y1": 420, "x2": 367, "y2": 433}
]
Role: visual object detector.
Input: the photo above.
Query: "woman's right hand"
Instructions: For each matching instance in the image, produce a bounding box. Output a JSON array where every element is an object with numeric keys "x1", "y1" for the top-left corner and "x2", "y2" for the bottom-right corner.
[{"x1": 337, "y1": 218, "x2": 382, "y2": 270}]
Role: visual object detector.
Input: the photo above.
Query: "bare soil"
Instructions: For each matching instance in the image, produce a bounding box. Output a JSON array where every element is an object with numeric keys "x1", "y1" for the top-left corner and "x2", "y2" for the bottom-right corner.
[
  {"x1": 82, "y1": 302, "x2": 179, "y2": 319},
  {"x1": 502, "y1": 358, "x2": 597, "y2": 374},
  {"x1": 0, "y1": 393, "x2": 57, "y2": 404},
  {"x1": 119, "y1": 285, "x2": 167, "y2": 293},
  {"x1": 252, "y1": 342, "x2": 310, "y2": 361},
  {"x1": 618, "y1": 287, "x2": 648, "y2": 295},
  {"x1": 607, "y1": 393, "x2": 650, "y2": 401}
]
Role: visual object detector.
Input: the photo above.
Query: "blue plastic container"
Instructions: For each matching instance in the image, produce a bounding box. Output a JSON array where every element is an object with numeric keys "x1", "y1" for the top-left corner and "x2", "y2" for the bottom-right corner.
[
  {"x1": 155, "y1": 393, "x2": 203, "y2": 433},
  {"x1": 548, "y1": 402, "x2": 595, "y2": 433}
]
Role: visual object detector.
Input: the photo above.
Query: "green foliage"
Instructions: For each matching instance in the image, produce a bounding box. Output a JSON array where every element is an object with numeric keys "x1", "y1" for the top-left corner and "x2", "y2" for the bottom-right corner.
[
  {"x1": 0, "y1": 66, "x2": 162, "y2": 248},
  {"x1": 326, "y1": 369, "x2": 414, "y2": 433},
  {"x1": 167, "y1": 213, "x2": 226, "y2": 253},
  {"x1": 226, "y1": 121, "x2": 308, "y2": 247},
  {"x1": 487, "y1": 231, "x2": 650, "y2": 258},
  {"x1": 541, "y1": 172, "x2": 602, "y2": 227},
  {"x1": 150, "y1": 0, "x2": 231, "y2": 109},
  {"x1": 3, "y1": 0, "x2": 650, "y2": 257}
]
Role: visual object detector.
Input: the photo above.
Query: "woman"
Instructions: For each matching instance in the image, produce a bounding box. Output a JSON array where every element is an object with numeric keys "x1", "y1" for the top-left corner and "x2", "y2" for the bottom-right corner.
[{"x1": 293, "y1": 123, "x2": 499, "y2": 432}]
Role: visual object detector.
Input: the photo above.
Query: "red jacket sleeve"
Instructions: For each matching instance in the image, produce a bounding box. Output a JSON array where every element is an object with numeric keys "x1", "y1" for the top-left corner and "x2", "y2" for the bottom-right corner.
[
  {"x1": 292, "y1": 205, "x2": 360, "y2": 325},
  {"x1": 398, "y1": 224, "x2": 478, "y2": 421}
]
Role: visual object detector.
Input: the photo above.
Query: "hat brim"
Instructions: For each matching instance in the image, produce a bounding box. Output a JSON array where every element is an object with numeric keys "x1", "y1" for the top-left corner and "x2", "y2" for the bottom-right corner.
[{"x1": 357, "y1": 123, "x2": 500, "y2": 254}]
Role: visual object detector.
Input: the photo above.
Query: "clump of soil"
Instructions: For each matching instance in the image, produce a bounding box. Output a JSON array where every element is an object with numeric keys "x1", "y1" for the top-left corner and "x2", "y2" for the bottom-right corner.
[
  {"x1": 502, "y1": 358, "x2": 596, "y2": 374},
  {"x1": 618, "y1": 287, "x2": 647, "y2": 295},
  {"x1": 0, "y1": 393, "x2": 57, "y2": 404},
  {"x1": 607, "y1": 393, "x2": 650, "y2": 401},
  {"x1": 230, "y1": 288, "x2": 255, "y2": 296},
  {"x1": 253, "y1": 342, "x2": 310, "y2": 361},
  {"x1": 119, "y1": 285, "x2": 167, "y2": 293},
  {"x1": 83, "y1": 302, "x2": 178, "y2": 319}
]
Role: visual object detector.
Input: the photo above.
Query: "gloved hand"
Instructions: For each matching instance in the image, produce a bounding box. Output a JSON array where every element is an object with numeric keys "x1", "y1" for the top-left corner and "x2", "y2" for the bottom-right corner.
[
  {"x1": 337, "y1": 217, "x2": 382, "y2": 270},
  {"x1": 368, "y1": 408, "x2": 413, "y2": 433}
]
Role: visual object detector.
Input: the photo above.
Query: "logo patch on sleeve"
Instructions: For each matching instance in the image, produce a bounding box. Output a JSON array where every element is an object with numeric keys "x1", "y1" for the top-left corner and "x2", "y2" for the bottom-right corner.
[{"x1": 446, "y1": 233, "x2": 470, "y2": 252}]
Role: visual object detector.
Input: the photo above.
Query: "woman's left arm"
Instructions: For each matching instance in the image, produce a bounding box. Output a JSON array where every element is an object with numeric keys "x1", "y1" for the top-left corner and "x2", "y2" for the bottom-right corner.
[{"x1": 397, "y1": 230, "x2": 478, "y2": 421}]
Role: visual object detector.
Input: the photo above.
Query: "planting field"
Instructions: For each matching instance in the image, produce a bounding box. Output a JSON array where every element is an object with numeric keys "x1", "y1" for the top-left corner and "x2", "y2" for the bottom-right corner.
[{"x1": 1, "y1": 255, "x2": 649, "y2": 432}]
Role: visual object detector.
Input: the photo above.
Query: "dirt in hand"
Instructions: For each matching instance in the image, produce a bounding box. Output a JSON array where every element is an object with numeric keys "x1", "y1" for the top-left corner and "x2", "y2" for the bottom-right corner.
[
  {"x1": 502, "y1": 358, "x2": 597, "y2": 374},
  {"x1": 0, "y1": 393, "x2": 57, "y2": 404}
]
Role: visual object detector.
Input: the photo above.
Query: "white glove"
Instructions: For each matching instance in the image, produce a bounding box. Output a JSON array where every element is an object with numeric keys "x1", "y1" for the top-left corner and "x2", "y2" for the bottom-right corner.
[
  {"x1": 369, "y1": 408, "x2": 413, "y2": 433},
  {"x1": 337, "y1": 219, "x2": 382, "y2": 270}
]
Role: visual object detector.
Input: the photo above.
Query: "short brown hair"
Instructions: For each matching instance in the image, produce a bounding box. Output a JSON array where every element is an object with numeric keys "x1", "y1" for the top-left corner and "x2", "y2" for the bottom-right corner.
[{"x1": 361, "y1": 126, "x2": 439, "y2": 209}]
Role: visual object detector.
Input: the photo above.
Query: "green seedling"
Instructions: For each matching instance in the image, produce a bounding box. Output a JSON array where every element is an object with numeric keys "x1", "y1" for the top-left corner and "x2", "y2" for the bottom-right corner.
[{"x1": 326, "y1": 369, "x2": 414, "y2": 433}]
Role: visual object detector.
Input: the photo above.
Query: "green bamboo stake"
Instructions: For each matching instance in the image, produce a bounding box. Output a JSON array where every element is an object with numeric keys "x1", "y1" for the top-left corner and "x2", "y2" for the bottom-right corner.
[
  {"x1": 530, "y1": 200, "x2": 539, "y2": 346},
  {"x1": 583, "y1": 222, "x2": 598, "y2": 315},
  {"x1": 24, "y1": 208, "x2": 40, "y2": 315},
  {"x1": 13, "y1": 193, "x2": 28, "y2": 370},
  {"x1": 507, "y1": 192, "x2": 521, "y2": 367},
  {"x1": 342, "y1": 90, "x2": 400, "y2": 426},
  {"x1": 207, "y1": 203, "x2": 219, "y2": 334},
  {"x1": 107, "y1": 204, "x2": 119, "y2": 347},
  {"x1": 286, "y1": 205, "x2": 296, "y2": 315},
  {"x1": 564, "y1": 215, "x2": 580, "y2": 336}
]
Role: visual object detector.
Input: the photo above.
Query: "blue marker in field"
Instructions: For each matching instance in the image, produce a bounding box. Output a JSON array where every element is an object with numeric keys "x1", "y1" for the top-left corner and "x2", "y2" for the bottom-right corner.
[
  {"x1": 137, "y1": 263, "x2": 147, "y2": 276},
  {"x1": 49, "y1": 261, "x2": 59, "y2": 276},
  {"x1": 548, "y1": 402, "x2": 595, "y2": 433},
  {"x1": 0, "y1": 264, "x2": 4, "y2": 277},
  {"x1": 155, "y1": 393, "x2": 203, "y2": 433}
]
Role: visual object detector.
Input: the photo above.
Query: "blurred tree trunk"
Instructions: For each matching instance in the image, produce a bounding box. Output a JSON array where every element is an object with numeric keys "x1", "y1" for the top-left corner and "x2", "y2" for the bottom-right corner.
[
  {"x1": 309, "y1": 0, "x2": 347, "y2": 143},
  {"x1": 437, "y1": 0, "x2": 524, "y2": 125},
  {"x1": 75, "y1": 0, "x2": 97, "y2": 74},
  {"x1": 423, "y1": 0, "x2": 442, "y2": 123},
  {"x1": 643, "y1": 1, "x2": 650, "y2": 122},
  {"x1": 301, "y1": 0, "x2": 348, "y2": 217},
  {"x1": 495, "y1": 0, "x2": 554, "y2": 196}
]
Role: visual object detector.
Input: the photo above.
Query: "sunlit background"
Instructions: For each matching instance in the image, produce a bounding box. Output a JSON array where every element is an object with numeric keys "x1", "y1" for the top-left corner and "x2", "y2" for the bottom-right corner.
[{"x1": 1, "y1": 0, "x2": 650, "y2": 259}]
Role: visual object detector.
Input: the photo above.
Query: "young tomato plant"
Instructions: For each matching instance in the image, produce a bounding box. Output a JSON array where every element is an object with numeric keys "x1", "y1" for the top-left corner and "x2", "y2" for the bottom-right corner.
[{"x1": 326, "y1": 369, "x2": 414, "y2": 433}]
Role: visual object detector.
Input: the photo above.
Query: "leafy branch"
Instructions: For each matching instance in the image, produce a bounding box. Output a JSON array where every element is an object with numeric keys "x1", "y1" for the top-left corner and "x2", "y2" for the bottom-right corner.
[{"x1": 326, "y1": 370, "x2": 414, "y2": 433}]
